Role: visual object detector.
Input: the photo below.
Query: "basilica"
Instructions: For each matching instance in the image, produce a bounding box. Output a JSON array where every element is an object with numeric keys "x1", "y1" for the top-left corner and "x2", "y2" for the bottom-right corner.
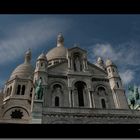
[{"x1": 0, "y1": 33, "x2": 140, "y2": 124}]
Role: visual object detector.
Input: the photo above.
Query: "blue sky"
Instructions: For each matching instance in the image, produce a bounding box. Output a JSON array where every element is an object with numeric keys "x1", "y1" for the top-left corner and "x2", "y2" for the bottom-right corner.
[{"x1": 0, "y1": 14, "x2": 140, "y2": 95}]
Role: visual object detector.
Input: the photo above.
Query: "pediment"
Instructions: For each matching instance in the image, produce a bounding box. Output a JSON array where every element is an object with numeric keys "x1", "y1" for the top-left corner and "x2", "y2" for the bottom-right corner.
[
  {"x1": 68, "y1": 47, "x2": 87, "y2": 54},
  {"x1": 48, "y1": 62, "x2": 68, "y2": 75},
  {"x1": 87, "y1": 62, "x2": 107, "y2": 77}
]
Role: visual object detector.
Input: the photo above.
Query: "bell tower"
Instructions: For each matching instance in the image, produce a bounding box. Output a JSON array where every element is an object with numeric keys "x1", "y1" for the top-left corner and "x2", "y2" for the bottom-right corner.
[
  {"x1": 32, "y1": 53, "x2": 48, "y2": 123},
  {"x1": 34, "y1": 53, "x2": 48, "y2": 87},
  {"x1": 106, "y1": 59, "x2": 129, "y2": 109}
]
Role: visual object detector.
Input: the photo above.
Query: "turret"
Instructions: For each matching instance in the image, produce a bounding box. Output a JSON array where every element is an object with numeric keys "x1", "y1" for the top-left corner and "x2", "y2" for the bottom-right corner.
[
  {"x1": 32, "y1": 53, "x2": 48, "y2": 123},
  {"x1": 106, "y1": 59, "x2": 129, "y2": 109},
  {"x1": 35, "y1": 53, "x2": 47, "y2": 71},
  {"x1": 106, "y1": 59, "x2": 122, "y2": 89}
]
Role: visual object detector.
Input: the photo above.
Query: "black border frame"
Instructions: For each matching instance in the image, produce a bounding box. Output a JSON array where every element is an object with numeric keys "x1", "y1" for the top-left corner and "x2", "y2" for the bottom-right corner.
[{"x1": 0, "y1": 0, "x2": 140, "y2": 138}]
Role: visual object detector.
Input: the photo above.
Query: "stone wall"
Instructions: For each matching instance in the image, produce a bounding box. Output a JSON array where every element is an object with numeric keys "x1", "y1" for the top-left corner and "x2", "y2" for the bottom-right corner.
[{"x1": 42, "y1": 107, "x2": 140, "y2": 124}]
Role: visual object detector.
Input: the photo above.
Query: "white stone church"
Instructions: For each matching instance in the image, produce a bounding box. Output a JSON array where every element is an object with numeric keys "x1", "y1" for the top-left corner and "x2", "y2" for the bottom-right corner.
[{"x1": 0, "y1": 33, "x2": 140, "y2": 124}]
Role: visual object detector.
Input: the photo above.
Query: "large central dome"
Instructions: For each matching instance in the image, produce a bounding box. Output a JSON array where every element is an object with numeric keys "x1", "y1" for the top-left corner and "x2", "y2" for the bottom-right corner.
[
  {"x1": 46, "y1": 33, "x2": 67, "y2": 61},
  {"x1": 46, "y1": 46, "x2": 67, "y2": 61}
]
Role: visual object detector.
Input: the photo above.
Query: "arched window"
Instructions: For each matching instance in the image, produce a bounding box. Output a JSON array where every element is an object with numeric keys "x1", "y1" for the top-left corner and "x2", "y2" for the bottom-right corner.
[
  {"x1": 75, "y1": 81, "x2": 86, "y2": 107},
  {"x1": 101, "y1": 99, "x2": 106, "y2": 109},
  {"x1": 98, "y1": 87, "x2": 106, "y2": 95},
  {"x1": 53, "y1": 84, "x2": 62, "y2": 93},
  {"x1": 21, "y1": 85, "x2": 25, "y2": 95},
  {"x1": 17, "y1": 85, "x2": 21, "y2": 95},
  {"x1": 48, "y1": 62, "x2": 51, "y2": 66},
  {"x1": 41, "y1": 62, "x2": 43, "y2": 67},
  {"x1": 55, "y1": 96, "x2": 59, "y2": 107},
  {"x1": 54, "y1": 61, "x2": 59, "y2": 64},
  {"x1": 108, "y1": 68, "x2": 111, "y2": 73},
  {"x1": 9, "y1": 86, "x2": 12, "y2": 95},
  {"x1": 116, "y1": 82, "x2": 119, "y2": 88},
  {"x1": 113, "y1": 68, "x2": 115, "y2": 72},
  {"x1": 53, "y1": 84, "x2": 62, "y2": 90},
  {"x1": 7, "y1": 88, "x2": 9, "y2": 97},
  {"x1": 30, "y1": 87, "x2": 33, "y2": 98},
  {"x1": 30, "y1": 87, "x2": 33, "y2": 93}
]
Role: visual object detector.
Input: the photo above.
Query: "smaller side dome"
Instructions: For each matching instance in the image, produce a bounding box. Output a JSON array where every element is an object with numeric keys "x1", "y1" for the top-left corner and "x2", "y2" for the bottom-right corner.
[
  {"x1": 37, "y1": 53, "x2": 47, "y2": 61},
  {"x1": 9, "y1": 49, "x2": 34, "y2": 80},
  {"x1": 10, "y1": 64, "x2": 34, "y2": 80}
]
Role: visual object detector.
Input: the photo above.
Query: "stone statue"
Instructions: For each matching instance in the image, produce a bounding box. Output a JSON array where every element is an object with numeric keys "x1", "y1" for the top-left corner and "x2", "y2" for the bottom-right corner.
[
  {"x1": 128, "y1": 85, "x2": 140, "y2": 110},
  {"x1": 74, "y1": 56, "x2": 81, "y2": 71},
  {"x1": 35, "y1": 78, "x2": 43, "y2": 100}
]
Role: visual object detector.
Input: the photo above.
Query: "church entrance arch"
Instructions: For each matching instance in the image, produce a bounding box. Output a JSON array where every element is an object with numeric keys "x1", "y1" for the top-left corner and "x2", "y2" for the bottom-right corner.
[{"x1": 74, "y1": 81, "x2": 87, "y2": 107}]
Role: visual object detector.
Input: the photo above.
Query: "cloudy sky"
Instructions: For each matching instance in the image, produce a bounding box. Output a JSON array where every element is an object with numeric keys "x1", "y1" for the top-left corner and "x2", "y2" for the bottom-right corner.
[{"x1": 0, "y1": 14, "x2": 140, "y2": 95}]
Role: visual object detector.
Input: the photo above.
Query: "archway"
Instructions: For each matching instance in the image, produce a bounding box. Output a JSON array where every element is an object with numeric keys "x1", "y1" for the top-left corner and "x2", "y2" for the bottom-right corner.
[
  {"x1": 101, "y1": 98, "x2": 106, "y2": 109},
  {"x1": 52, "y1": 84, "x2": 63, "y2": 107},
  {"x1": 74, "y1": 81, "x2": 86, "y2": 107}
]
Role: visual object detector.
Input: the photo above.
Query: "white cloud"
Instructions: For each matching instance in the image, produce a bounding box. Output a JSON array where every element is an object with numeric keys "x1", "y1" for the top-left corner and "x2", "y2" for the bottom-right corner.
[
  {"x1": 120, "y1": 70, "x2": 135, "y2": 85},
  {"x1": 92, "y1": 41, "x2": 140, "y2": 66},
  {"x1": 93, "y1": 43, "x2": 122, "y2": 62},
  {"x1": 91, "y1": 42, "x2": 140, "y2": 86},
  {"x1": 93, "y1": 44, "x2": 117, "y2": 60},
  {"x1": 0, "y1": 17, "x2": 71, "y2": 64}
]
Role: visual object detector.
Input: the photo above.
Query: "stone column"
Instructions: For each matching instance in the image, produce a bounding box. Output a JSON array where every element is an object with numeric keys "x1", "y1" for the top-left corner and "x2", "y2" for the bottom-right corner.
[
  {"x1": 68, "y1": 56, "x2": 71, "y2": 70},
  {"x1": 83, "y1": 55, "x2": 88, "y2": 71},
  {"x1": 91, "y1": 91, "x2": 95, "y2": 108},
  {"x1": 85, "y1": 60, "x2": 88, "y2": 70},
  {"x1": 83, "y1": 58, "x2": 86, "y2": 71},
  {"x1": 88, "y1": 89, "x2": 92, "y2": 108},
  {"x1": 69, "y1": 90, "x2": 72, "y2": 107},
  {"x1": 11, "y1": 78, "x2": 17, "y2": 96},
  {"x1": 71, "y1": 57, "x2": 74, "y2": 70},
  {"x1": 25, "y1": 80, "x2": 31, "y2": 98},
  {"x1": 72, "y1": 89, "x2": 75, "y2": 107}
]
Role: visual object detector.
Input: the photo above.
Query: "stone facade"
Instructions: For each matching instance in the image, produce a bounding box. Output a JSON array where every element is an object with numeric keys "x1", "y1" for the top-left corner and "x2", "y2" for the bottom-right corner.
[{"x1": 0, "y1": 33, "x2": 140, "y2": 124}]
